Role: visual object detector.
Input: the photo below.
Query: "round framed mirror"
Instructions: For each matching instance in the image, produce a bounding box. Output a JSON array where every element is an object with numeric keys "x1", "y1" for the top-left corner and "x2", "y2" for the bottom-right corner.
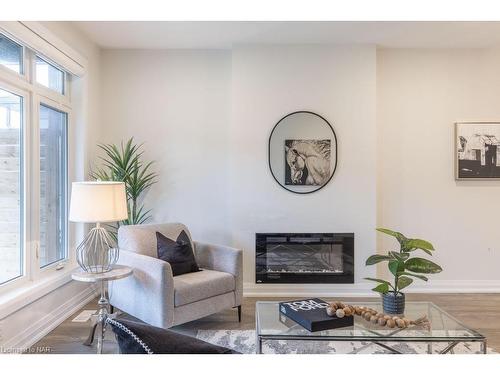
[{"x1": 268, "y1": 111, "x2": 337, "y2": 194}]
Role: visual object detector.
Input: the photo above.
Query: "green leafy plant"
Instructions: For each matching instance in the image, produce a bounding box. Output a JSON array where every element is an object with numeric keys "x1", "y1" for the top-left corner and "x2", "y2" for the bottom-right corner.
[
  {"x1": 365, "y1": 228, "x2": 443, "y2": 295},
  {"x1": 90, "y1": 138, "x2": 158, "y2": 234}
]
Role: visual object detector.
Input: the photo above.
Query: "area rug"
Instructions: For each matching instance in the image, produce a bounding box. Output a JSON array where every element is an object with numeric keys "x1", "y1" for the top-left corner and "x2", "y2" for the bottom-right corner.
[{"x1": 196, "y1": 329, "x2": 493, "y2": 354}]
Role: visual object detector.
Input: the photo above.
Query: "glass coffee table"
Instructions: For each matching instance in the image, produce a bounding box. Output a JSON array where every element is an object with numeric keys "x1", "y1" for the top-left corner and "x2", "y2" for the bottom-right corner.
[{"x1": 255, "y1": 301, "x2": 486, "y2": 354}]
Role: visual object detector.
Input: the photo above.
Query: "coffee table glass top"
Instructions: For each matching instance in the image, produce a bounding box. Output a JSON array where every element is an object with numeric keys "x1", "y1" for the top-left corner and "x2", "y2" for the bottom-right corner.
[{"x1": 256, "y1": 301, "x2": 484, "y2": 342}]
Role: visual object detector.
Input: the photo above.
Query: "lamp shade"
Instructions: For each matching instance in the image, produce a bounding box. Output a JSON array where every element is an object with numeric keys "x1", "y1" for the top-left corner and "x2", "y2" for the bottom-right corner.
[{"x1": 69, "y1": 181, "x2": 128, "y2": 223}]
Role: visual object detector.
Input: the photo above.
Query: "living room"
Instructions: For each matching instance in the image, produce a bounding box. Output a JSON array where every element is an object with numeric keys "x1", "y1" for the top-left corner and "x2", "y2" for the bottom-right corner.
[{"x1": 2, "y1": 0, "x2": 500, "y2": 373}]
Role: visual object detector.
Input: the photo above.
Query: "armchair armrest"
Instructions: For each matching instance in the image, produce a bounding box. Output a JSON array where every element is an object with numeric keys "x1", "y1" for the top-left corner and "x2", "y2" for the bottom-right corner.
[
  {"x1": 109, "y1": 250, "x2": 175, "y2": 328},
  {"x1": 194, "y1": 241, "x2": 243, "y2": 306}
]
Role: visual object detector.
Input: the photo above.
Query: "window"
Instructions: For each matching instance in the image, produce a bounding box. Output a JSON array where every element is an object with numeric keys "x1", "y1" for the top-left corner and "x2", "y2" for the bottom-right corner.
[
  {"x1": 0, "y1": 35, "x2": 72, "y2": 290},
  {"x1": 35, "y1": 57, "x2": 65, "y2": 94},
  {"x1": 39, "y1": 104, "x2": 67, "y2": 268},
  {"x1": 0, "y1": 34, "x2": 23, "y2": 74},
  {"x1": 0, "y1": 88, "x2": 23, "y2": 285}
]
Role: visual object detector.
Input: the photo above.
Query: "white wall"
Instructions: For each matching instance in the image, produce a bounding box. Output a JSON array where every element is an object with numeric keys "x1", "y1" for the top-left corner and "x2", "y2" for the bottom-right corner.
[
  {"x1": 100, "y1": 50, "x2": 232, "y2": 244},
  {"x1": 229, "y1": 46, "x2": 377, "y2": 294},
  {"x1": 377, "y1": 48, "x2": 500, "y2": 288},
  {"x1": 99, "y1": 45, "x2": 377, "y2": 295}
]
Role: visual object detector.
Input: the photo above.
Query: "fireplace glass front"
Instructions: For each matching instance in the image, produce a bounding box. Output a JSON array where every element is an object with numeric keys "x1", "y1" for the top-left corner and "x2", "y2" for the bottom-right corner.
[{"x1": 255, "y1": 233, "x2": 354, "y2": 283}]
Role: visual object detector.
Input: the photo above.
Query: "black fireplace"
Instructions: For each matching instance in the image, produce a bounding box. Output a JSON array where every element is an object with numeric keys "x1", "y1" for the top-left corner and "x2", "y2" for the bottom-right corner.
[{"x1": 255, "y1": 233, "x2": 354, "y2": 284}]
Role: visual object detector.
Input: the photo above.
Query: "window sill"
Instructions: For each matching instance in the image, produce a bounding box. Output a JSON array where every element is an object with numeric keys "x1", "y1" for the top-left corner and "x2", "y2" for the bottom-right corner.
[{"x1": 0, "y1": 266, "x2": 83, "y2": 320}]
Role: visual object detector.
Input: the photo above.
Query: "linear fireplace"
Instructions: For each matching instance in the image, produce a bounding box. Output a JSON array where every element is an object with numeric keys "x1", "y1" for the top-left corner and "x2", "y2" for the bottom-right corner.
[{"x1": 255, "y1": 233, "x2": 354, "y2": 283}]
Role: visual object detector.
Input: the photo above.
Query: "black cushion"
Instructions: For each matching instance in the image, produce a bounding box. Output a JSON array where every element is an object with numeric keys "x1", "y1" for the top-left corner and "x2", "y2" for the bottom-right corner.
[
  {"x1": 156, "y1": 230, "x2": 200, "y2": 276},
  {"x1": 108, "y1": 318, "x2": 238, "y2": 354}
]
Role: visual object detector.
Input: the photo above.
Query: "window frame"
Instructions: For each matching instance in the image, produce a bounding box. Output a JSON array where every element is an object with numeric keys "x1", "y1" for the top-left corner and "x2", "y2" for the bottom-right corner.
[
  {"x1": 0, "y1": 32, "x2": 25, "y2": 76},
  {"x1": 29, "y1": 49, "x2": 71, "y2": 106},
  {"x1": 33, "y1": 96, "x2": 73, "y2": 279},
  {"x1": 0, "y1": 33, "x2": 73, "y2": 293},
  {"x1": 0, "y1": 80, "x2": 30, "y2": 292},
  {"x1": 33, "y1": 54, "x2": 68, "y2": 98}
]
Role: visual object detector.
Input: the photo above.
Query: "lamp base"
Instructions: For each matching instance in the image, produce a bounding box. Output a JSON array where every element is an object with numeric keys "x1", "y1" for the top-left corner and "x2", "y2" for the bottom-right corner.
[{"x1": 77, "y1": 223, "x2": 119, "y2": 273}]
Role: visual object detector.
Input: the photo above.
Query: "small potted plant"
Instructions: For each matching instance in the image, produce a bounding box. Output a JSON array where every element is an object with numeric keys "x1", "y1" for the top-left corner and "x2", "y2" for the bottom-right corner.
[{"x1": 365, "y1": 228, "x2": 443, "y2": 314}]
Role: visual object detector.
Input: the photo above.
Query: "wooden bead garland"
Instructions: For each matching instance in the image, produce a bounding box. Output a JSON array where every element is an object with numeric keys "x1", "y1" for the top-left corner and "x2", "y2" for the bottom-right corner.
[{"x1": 325, "y1": 301, "x2": 430, "y2": 329}]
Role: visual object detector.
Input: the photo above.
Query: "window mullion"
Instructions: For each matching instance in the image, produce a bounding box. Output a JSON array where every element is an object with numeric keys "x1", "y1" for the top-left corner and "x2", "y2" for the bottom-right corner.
[
  {"x1": 29, "y1": 94, "x2": 41, "y2": 281},
  {"x1": 25, "y1": 50, "x2": 36, "y2": 282},
  {"x1": 25, "y1": 48, "x2": 33, "y2": 85},
  {"x1": 24, "y1": 91, "x2": 32, "y2": 283}
]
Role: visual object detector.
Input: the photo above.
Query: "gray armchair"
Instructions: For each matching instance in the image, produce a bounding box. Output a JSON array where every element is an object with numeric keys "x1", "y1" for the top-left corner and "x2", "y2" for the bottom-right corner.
[{"x1": 109, "y1": 223, "x2": 243, "y2": 329}]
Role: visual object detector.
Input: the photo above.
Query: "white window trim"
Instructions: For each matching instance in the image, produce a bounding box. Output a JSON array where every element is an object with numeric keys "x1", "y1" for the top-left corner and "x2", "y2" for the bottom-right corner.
[
  {"x1": 0, "y1": 32, "x2": 77, "y2": 301},
  {"x1": 0, "y1": 21, "x2": 87, "y2": 77}
]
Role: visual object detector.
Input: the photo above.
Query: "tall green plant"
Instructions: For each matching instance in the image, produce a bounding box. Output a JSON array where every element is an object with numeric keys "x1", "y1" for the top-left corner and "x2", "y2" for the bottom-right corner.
[
  {"x1": 365, "y1": 228, "x2": 443, "y2": 294},
  {"x1": 91, "y1": 138, "x2": 158, "y2": 231}
]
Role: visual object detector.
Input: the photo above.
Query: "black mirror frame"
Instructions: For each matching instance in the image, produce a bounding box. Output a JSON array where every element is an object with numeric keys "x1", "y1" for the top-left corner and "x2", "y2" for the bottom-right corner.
[{"x1": 268, "y1": 110, "x2": 338, "y2": 194}]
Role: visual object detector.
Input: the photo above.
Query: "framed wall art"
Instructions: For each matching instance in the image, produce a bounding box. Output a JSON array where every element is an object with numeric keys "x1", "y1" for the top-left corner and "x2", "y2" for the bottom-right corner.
[
  {"x1": 269, "y1": 111, "x2": 337, "y2": 194},
  {"x1": 455, "y1": 122, "x2": 500, "y2": 180}
]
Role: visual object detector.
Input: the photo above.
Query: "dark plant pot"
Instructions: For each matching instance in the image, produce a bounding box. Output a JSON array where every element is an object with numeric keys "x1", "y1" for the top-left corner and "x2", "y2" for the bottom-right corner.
[{"x1": 382, "y1": 292, "x2": 405, "y2": 314}]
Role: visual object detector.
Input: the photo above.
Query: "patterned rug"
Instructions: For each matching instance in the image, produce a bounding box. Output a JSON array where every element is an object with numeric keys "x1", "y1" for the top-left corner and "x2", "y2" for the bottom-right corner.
[{"x1": 196, "y1": 329, "x2": 493, "y2": 354}]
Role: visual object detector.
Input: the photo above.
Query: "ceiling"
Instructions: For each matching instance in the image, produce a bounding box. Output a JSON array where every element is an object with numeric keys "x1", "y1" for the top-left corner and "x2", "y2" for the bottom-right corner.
[{"x1": 74, "y1": 21, "x2": 500, "y2": 49}]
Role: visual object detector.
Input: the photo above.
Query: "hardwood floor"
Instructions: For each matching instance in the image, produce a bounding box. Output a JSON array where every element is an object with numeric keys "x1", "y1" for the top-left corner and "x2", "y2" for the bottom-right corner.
[{"x1": 32, "y1": 293, "x2": 500, "y2": 354}]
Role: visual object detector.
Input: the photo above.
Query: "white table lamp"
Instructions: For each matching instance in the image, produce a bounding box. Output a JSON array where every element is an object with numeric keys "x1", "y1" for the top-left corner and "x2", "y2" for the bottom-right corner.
[{"x1": 70, "y1": 181, "x2": 128, "y2": 273}]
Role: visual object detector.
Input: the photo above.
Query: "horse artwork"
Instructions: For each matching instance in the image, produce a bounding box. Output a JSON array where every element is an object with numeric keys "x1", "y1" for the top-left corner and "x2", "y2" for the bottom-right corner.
[{"x1": 285, "y1": 140, "x2": 331, "y2": 186}]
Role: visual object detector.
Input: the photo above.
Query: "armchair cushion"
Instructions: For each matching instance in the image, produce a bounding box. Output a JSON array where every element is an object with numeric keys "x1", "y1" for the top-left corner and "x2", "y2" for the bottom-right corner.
[
  {"x1": 174, "y1": 269, "x2": 235, "y2": 307},
  {"x1": 108, "y1": 318, "x2": 238, "y2": 354}
]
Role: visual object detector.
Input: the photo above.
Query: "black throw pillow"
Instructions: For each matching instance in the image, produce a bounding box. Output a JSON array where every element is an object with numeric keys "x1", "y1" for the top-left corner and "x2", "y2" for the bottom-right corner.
[
  {"x1": 156, "y1": 230, "x2": 200, "y2": 276},
  {"x1": 108, "y1": 318, "x2": 238, "y2": 354}
]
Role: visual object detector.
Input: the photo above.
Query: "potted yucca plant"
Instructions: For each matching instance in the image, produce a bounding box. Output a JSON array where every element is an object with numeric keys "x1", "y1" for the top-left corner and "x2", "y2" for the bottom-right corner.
[
  {"x1": 91, "y1": 138, "x2": 158, "y2": 238},
  {"x1": 365, "y1": 228, "x2": 443, "y2": 314}
]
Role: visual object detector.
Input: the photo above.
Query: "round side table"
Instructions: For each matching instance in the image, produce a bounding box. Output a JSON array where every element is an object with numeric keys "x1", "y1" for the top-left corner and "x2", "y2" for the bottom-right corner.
[{"x1": 72, "y1": 265, "x2": 133, "y2": 354}]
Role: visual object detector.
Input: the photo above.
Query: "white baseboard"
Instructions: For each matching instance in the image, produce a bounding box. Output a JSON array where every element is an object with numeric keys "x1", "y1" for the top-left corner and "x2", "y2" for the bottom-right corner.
[
  {"x1": 2, "y1": 285, "x2": 96, "y2": 351},
  {"x1": 243, "y1": 282, "x2": 375, "y2": 297},
  {"x1": 243, "y1": 280, "x2": 500, "y2": 297},
  {"x1": 408, "y1": 280, "x2": 500, "y2": 293}
]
